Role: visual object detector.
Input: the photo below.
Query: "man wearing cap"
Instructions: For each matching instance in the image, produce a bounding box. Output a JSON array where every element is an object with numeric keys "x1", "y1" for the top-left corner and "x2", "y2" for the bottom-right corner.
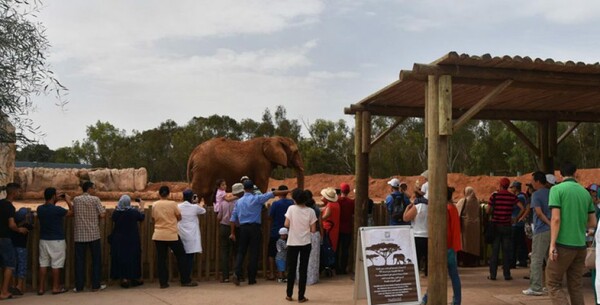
[
  {"x1": 230, "y1": 180, "x2": 289, "y2": 286},
  {"x1": 240, "y1": 176, "x2": 262, "y2": 195},
  {"x1": 509, "y1": 181, "x2": 528, "y2": 269},
  {"x1": 267, "y1": 185, "x2": 294, "y2": 280},
  {"x1": 546, "y1": 174, "x2": 557, "y2": 188},
  {"x1": 337, "y1": 183, "x2": 354, "y2": 274},
  {"x1": 72, "y1": 181, "x2": 106, "y2": 292},
  {"x1": 0, "y1": 183, "x2": 27, "y2": 299},
  {"x1": 152, "y1": 185, "x2": 196, "y2": 288},
  {"x1": 177, "y1": 189, "x2": 206, "y2": 281},
  {"x1": 385, "y1": 178, "x2": 410, "y2": 226},
  {"x1": 522, "y1": 172, "x2": 552, "y2": 296},
  {"x1": 546, "y1": 162, "x2": 596, "y2": 305},
  {"x1": 486, "y1": 177, "x2": 522, "y2": 280}
]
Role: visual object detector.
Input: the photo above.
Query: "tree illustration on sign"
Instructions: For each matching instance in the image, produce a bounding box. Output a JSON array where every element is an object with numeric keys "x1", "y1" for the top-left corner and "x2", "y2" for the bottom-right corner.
[
  {"x1": 365, "y1": 243, "x2": 401, "y2": 266},
  {"x1": 366, "y1": 254, "x2": 379, "y2": 266}
]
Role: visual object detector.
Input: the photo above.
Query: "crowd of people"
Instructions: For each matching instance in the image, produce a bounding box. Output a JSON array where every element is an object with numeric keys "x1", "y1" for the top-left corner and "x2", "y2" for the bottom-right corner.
[
  {"x1": 0, "y1": 176, "x2": 356, "y2": 303},
  {"x1": 3, "y1": 160, "x2": 599, "y2": 304},
  {"x1": 384, "y1": 162, "x2": 598, "y2": 305}
]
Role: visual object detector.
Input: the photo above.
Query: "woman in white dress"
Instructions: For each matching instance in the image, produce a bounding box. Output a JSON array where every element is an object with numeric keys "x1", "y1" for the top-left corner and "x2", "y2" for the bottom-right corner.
[{"x1": 178, "y1": 189, "x2": 206, "y2": 278}]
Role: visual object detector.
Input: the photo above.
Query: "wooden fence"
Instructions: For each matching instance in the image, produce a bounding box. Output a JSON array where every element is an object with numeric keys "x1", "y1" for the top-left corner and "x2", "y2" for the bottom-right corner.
[{"x1": 21, "y1": 202, "x2": 490, "y2": 289}]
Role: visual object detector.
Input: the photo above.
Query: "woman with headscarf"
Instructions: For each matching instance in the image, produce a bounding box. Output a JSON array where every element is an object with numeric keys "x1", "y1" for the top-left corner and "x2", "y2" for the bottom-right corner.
[
  {"x1": 455, "y1": 186, "x2": 481, "y2": 266},
  {"x1": 110, "y1": 195, "x2": 145, "y2": 288}
]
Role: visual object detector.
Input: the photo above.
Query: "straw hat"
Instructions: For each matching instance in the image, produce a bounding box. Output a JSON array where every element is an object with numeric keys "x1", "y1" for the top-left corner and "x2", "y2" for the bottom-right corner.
[{"x1": 321, "y1": 187, "x2": 338, "y2": 202}]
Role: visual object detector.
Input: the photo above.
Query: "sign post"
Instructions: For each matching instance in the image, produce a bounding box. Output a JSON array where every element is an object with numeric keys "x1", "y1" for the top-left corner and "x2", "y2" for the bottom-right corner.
[{"x1": 354, "y1": 226, "x2": 421, "y2": 305}]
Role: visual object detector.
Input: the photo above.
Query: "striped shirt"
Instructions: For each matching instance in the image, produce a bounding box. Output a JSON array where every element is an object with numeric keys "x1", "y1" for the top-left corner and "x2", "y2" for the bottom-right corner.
[{"x1": 489, "y1": 190, "x2": 518, "y2": 226}]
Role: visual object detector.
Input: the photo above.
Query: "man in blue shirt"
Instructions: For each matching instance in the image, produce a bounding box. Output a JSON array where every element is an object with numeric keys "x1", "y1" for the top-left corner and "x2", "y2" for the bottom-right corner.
[
  {"x1": 509, "y1": 181, "x2": 528, "y2": 269},
  {"x1": 230, "y1": 180, "x2": 288, "y2": 286},
  {"x1": 267, "y1": 185, "x2": 293, "y2": 280},
  {"x1": 385, "y1": 178, "x2": 410, "y2": 225},
  {"x1": 522, "y1": 172, "x2": 551, "y2": 296}
]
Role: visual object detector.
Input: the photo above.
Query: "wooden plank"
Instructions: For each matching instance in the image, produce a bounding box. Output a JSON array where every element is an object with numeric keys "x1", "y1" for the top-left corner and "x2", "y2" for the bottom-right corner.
[
  {"x1": 557, "y1": 122, "x2": 580, "y2": 145},
  {"x1": 453, "y1": 80, "x2": 513, "y2": 132},
  {"x1": 539, "y1": 121, "x2": 550, "y2": 173},
  {"x1": 502, "y1": 120, "x2": 540, "y2": 156},
  {"x1": 370, "y1": 117, "x2": 406, "y2": 148},
  {"x1": 438, "y1": 75, "x2": 453, "y2": 135}
]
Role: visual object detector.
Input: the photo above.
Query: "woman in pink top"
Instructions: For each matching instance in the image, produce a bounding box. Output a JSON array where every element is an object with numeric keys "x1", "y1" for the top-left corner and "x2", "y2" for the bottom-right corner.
[{"x1": 320, "y1": 187, "x2": 340, "y2": 252}]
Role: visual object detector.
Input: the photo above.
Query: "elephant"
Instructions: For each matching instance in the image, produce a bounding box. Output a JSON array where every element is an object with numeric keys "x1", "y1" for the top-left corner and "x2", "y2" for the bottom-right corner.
[{"x1": 187, "y1": 137, "x2": 305, "y2": 205}]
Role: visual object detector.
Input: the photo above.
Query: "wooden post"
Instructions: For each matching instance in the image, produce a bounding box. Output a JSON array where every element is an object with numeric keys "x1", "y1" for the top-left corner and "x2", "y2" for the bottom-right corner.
[
  {"x1": 427, "y1": 74, "x2": 448, "y2": 305},
  {"x1": 538, "y1": 121, "x2": 550, "y2": 172},
  {"x1": 353, "y1": 111, "x2": 369, "y2": 273},
  {"x1": 438, "y1": 75, "x2": 453, "y2": 135},
  {"x1": 362, "y1": 111, "x2": 371, "y2": 153},
  {"x1": 548, "y1": 119, "x2": 557, "y2": 173}
]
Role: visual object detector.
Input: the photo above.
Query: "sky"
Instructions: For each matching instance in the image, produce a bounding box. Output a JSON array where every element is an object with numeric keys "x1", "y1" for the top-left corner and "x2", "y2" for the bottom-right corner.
[{"x1": 25, "y1": 0, "x2": 600, "y2": 149}]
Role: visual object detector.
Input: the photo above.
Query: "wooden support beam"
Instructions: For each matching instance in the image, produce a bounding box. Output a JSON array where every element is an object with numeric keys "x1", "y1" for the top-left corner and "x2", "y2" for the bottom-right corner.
[
  {"x1": 557, "y1": 122, "x2": 580, "y2": 145},
  {"x1": 548, "y1": 119, "x2": 557, "y2": 172},
  {"x1": 502, "y1": 120, "x2": 540, "y2": 156},
  {"x1": 453, "y1": 80, "x2": 513, "y2": 132},
  {"x1": 539, "y1": 121, "x2": 550, "y2": 173},
  {"x1": 353, "y1": 112, "x2": 369, "y2": 273},
  {"x1": 361, "y1": 111, "x2": 372, "y2": 153},
  {"x1": 345, "y1": 104, "x2": 600, "y2": 123},
  {"x1": 370, "y1": 117, "x2": 406, "y2": 148},
  {"x1": 413, "y1": 63, "x2": 600, "y2": 87},
  {"x1": 426, "y1": 75, "x2": 448, "y2": 305},
  {"x1": 439, "y1": 75, "x2": 453, "y2": 135}
]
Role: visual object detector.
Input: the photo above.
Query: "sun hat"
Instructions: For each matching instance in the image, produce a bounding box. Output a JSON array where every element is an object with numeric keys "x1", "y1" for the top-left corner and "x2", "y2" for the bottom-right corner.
[
  {"x1": 421, "y1": 170, "x2": 429, "y2": 180},
  {"x1": 278, "y1": 227, "x2": 288, "y2": 235},
  {"x1": 321, "y1": 187, "x2": 338, "y2": 202},
  {"x1": 232, "y1": 183, "x2": 244, "y2": 194}
]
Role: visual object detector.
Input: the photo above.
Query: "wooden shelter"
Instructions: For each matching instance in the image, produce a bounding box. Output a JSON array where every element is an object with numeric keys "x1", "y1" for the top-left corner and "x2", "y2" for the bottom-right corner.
[{"x1": 345, "y1": 52, "x2": 600, "y2": 305}]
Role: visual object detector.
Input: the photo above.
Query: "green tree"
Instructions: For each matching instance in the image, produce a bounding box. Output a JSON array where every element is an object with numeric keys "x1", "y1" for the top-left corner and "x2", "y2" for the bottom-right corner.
[
  {"x1": 51, "y1": 146, "x2": 80, "y2": 164},
  {"x1": 16, "y1": 143, "x2": 53, "y2": 162},
  {"x1": 73, "y1": 121, "x2": 126, "y2": 168},
  {"x1": 1, "y1": 0, "x2": 66, "y2": 142}
]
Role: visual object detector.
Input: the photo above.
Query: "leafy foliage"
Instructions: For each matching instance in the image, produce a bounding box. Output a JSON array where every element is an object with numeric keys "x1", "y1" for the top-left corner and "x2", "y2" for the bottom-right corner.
[
  {"x1": 15, "y1": 105, "x2": 600, "y2": 181},
  {"x1": 0, "y1": 0, "x2": 67, "y2": 143}
]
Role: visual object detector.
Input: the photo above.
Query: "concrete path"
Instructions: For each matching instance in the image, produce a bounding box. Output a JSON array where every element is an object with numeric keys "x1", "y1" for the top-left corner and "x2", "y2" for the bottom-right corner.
[{"x1": 8, "y1": 267, "x2": 597, "y2": 304}]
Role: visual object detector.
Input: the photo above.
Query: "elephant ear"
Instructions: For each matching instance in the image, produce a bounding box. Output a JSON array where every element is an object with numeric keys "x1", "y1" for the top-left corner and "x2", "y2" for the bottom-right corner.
[{"x1": 263, "y1": 138, "x2": 288, "y2": 167}]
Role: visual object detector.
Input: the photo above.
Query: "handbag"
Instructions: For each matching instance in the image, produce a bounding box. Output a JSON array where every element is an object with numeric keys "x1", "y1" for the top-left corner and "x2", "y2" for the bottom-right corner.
[
  {"x1": 585, "y1": 241, "x2": 596, "y2": 269},
  {"x1": 484, "y1": 194, "x2": 497, "y2": 244}
]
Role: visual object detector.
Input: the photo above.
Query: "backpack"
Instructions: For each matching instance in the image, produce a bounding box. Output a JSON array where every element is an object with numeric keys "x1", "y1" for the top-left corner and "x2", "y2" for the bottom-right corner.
[{"x1": 390, "y1": 193, "x2": 407, "y2": 221}]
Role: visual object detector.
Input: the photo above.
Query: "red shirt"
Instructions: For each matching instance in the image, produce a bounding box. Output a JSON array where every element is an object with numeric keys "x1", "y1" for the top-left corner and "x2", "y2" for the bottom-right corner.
[
  {"x1": 447, "y1": 203, "x2": 461, "y2": 252},
  {"x1": 337, "y1": 196, "x2": 355, "y2": 234}
]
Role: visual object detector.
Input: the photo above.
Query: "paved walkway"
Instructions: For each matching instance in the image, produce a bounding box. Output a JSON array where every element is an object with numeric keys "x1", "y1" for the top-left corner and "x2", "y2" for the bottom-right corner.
[{"x1": 9, "y1": 267, "x2": 597, "y2": 304}]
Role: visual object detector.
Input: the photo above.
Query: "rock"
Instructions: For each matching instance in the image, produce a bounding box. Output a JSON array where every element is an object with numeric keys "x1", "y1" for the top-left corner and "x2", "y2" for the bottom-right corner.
[{"x1": 14, "y1": 167, "x2": 148, "y2": 193}]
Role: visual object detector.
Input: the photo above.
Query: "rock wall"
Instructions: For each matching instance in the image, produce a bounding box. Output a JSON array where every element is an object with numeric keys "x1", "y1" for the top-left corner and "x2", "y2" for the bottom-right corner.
[
  {"x1": 0, "y1": 114, "x2": 16, "y2": 198},
  {"x1": 14, "y1": 167, "x2": 148, "y2": 192}
]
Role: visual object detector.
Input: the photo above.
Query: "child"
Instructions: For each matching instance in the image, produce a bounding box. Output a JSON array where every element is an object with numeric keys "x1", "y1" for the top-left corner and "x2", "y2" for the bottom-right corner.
[
  {"x1": 10, "y1": 208, "x2": 33, "y2": 295},
  {"x1": 276, "y1": 227, "x2": 288, "y2": 282}
]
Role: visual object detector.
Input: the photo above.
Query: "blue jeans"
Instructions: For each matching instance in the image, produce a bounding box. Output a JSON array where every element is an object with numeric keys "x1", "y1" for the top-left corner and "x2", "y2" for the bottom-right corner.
[
  {"x1": 75, "y1": 239, "x2": 102, "y2": 291},
  {"x1": 421, "y1": 249, "x2": 462, "y2": 305}
]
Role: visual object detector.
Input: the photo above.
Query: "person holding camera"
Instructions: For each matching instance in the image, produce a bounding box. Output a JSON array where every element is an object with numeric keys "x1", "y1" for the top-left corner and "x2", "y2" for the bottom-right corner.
[
  {"x1": 109, "y1": 195, "x2": 145, "y2": 288},
  {"x1": 178, "y1": 189, "x2": 206, "y2": 280},
  {"x1": 37, "y1": 187, "x2": 72, "y2": 295}
]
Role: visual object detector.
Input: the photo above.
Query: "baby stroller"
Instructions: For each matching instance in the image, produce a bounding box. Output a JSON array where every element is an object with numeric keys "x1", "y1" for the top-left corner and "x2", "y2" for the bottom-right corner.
[{"x1": 320, "y1": 223, "x2": 336, "y2": 277}]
